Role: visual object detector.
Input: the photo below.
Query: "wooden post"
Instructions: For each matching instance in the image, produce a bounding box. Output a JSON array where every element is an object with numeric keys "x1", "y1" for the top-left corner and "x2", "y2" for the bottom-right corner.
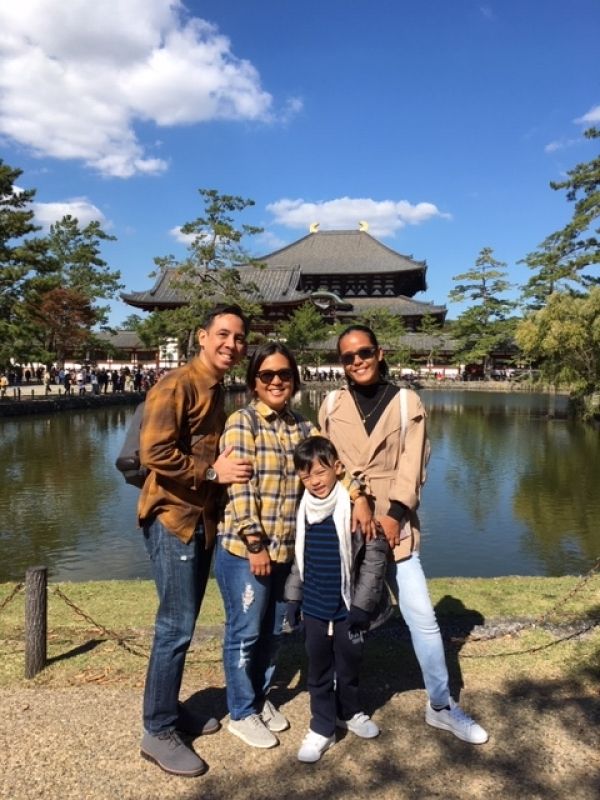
[{"x1": 25, "y1": 566, "x2": 47, "y2": 678}]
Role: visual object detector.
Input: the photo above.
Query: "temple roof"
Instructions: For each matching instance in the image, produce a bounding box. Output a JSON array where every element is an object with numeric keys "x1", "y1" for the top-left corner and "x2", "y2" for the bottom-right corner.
[
  {"x1": 259, "y1": 230, "x2": 427, "y2": 276},
  {"x1": 121, "y1": 264, "x2": 312, "y2": 309},
  {"x1": 339, "y1": 295, "x2": 446, "y2": 318}
]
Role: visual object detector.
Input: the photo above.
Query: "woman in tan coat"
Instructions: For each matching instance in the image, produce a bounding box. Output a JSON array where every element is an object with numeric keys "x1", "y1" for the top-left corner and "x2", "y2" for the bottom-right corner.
[{"x1": 319, "y1": 324, "x2": 488, "y2": 745}]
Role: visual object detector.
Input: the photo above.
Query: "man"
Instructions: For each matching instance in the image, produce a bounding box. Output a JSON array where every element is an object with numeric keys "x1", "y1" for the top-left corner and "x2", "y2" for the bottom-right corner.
[{"x1": 138, "y1": 304, "x2": 253, "y2": 777}]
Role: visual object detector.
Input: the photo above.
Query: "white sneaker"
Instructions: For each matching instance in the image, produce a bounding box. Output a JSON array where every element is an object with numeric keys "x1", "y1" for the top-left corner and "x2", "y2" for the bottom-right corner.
[
  {"x1": 425, "y1": 699, "x2": 488, "y2": 744},
  {"x1": 297, "y1": 729, "x2": 336, "y2": 763},
  {"x1": 227, "y1": 714, "x2": 279, "y2": 748},
  {"x1": 336, "y1": 711, "x2": 380, "y2": 739}
]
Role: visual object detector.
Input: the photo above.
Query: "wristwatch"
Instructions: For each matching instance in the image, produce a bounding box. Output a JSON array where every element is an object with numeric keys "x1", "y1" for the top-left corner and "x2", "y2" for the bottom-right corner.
[
  {"x1": 245, "y1": 538, "x2": 266, "y2": 554},
  {"x1": 205, "y1": 466, "x2": 218, "y2": 481}
]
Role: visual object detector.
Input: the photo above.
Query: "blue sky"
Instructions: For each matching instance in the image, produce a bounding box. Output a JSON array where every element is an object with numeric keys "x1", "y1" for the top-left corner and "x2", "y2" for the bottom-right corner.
[{"x1": 1, "y1": 0, "x2": 598, "y2": 325}]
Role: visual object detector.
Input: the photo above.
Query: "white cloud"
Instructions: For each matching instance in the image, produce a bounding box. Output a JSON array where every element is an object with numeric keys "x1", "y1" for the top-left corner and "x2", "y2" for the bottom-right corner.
[
  {"x1": 266, "y1": 197, "x2": 450, "y2": 238},
  {"x1": 33, "y1": 197, "x2": 108, "y2": 229},
  {"x1": 479, "y1": 6, "x2": 496, "y2": 21},
  {"x1": 544, "y1": 138, "x2": 579, "y2": 154},
  {"x1": 255, "y1": 230, "x2": 288, "y2": 252},
  {"x1": 169, "y1": 225, "x2": 198, "y2": 246},
  {"x1": 0, "y1": 1, "x2": 273, "y2": 177},
  {"x1": 574, "y1": 104, "x2": 600, "y2": 125}
]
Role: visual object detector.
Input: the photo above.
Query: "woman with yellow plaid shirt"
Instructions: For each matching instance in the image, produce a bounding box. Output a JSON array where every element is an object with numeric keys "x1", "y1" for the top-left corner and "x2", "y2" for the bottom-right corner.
[{"x1": 215, "y1": 342, "x2": 315, "y2": 750}]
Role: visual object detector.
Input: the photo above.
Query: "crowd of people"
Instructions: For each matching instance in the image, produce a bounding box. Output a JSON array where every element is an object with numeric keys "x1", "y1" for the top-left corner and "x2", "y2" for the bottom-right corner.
[
  {"x1": 0, "y1": 365, "x2": 167, "y2": 397},
  {"x1": 135, "y1": 303, "x2": 488, "y2": 779}
]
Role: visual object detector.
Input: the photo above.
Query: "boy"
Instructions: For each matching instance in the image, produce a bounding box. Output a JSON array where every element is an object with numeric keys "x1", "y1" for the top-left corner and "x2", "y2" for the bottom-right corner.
[{"x1": 285, "y1": 436, "x2": 390, "y2": 763}]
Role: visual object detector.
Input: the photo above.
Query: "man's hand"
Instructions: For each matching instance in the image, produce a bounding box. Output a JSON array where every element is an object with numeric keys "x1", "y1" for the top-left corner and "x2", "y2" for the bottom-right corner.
[
  {"x1": 352, "y1": 495, "x2": 378, "y2": 539},
  {"x1": 248, "y1": 549, "x2": 271, "y2": 576},
  {"x1": 213, "y1": 446, "x2": 253, "y2": 484},
  {"x1": 376, "y1": 515, "x2": 402, "y2": 548}
]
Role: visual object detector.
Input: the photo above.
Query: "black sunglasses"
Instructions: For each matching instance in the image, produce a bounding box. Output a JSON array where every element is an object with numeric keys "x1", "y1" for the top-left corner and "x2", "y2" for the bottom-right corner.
[
  {"x1": 339, "y1": 346, "x2": 378, "y2": 366},
  {"x1": 256, "y1": 368, "x2": 294, "y2": 385}
]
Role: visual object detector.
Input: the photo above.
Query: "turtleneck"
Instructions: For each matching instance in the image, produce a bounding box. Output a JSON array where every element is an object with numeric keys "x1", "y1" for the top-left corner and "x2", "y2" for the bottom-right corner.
[{"x1": 349, "y1": 380, "x2": 407, "y2": 525}]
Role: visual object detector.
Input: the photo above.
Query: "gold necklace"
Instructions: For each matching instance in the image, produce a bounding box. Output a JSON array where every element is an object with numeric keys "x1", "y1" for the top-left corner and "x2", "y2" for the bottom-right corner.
[{"x1": 351, "y1": 383, "x2": 392, "y2": 424}]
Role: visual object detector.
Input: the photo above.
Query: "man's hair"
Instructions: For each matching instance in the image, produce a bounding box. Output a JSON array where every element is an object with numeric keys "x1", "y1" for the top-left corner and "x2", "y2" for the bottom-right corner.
[
  {"x1": 246, "y1": 340, "x2": 301, "y2": 394},
  {"x1": 293, "y1": 435, "x2": 339, "y2": 472},
  {"x1": 199, "y1": 303, "x2": 250, "y2": 338}
]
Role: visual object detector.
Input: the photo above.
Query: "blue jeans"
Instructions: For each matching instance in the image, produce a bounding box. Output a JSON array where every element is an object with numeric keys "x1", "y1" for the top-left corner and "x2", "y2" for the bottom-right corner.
[
  {"x1": 142, "y1": 517, "x2": 212, "y2": 734},
  {"x1": 214, "y1": 543, "x2": 290, "y2": 721},
  {"x1": 387, "y1": 553, "x2": 450, "y2": 708}
]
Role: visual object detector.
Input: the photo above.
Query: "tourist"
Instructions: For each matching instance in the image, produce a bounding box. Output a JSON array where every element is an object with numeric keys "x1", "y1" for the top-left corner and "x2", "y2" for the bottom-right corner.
[
  {"x1": 320, "y1": 324, "x2": 489, "y2": 745},
  {"x1": 286, "y1": 435, "x2": 389, "y2": 763},
  {"x1": 138, "y1": 304, "x2": 253, "y2": 777},
  {"x1": 214, "y1": 342, "x2": 318, "y2": 750}
]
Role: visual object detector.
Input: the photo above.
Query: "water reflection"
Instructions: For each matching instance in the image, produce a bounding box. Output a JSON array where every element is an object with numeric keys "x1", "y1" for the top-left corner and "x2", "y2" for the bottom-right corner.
[{"x1": 0, "y1": 389, "x2": 596, "y2": 582}]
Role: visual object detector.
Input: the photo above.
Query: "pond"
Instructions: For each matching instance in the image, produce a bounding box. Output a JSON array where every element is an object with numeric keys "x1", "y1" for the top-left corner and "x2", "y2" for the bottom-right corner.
[{"x1": 1, "y1": 388, "x2": 598, "y2": 583}]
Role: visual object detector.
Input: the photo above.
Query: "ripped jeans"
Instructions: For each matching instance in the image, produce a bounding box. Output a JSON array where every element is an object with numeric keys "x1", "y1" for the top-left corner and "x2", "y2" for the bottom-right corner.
[{"x1": 214, "y1": 542, "x2": 290, "y2": 721}]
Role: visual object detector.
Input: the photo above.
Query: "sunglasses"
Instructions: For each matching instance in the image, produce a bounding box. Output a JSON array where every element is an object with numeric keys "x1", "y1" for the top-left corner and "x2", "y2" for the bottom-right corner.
[
  {"x1": 339, "y1": 346, "x2": 378, "y2": 366},
  {"x1": 256, "y1": 368, "x2": 294, "y2": 385}
]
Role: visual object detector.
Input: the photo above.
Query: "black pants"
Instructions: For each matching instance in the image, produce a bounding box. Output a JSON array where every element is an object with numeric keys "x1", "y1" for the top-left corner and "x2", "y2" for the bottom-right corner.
[{"x1": 303, "y1": 614, "x2": 364, "y2": 737}]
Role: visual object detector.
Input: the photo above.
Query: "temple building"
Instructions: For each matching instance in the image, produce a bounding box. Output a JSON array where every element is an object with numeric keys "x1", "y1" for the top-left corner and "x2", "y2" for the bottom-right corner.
[{"x1": 121, "y1": 225, "x2": 447, "y2": 335}]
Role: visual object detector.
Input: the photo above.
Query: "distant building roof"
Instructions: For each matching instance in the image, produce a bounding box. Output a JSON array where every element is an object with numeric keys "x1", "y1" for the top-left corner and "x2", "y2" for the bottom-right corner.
[
  {"x1": 339, "y1": 295, "x2": 446, "y2": 317},
  {"x1": 259, "y1": 229, "x2": 426, "y2": 278},
  {"x1": 95, "y1": 330, "x2": 147, "y2": 349},
  {"x1": 121, "y1": 264, "x2": 312, "y2": 309}
]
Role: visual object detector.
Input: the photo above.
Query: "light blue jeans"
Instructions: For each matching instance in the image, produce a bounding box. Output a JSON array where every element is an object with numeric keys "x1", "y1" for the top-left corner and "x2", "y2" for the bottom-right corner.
[
  {"x1": 387, "y1": 553, "x2": 450, "y2": 708},
  {"x1": 214, "y1": 543, "x2": 290, "y2": 721}
]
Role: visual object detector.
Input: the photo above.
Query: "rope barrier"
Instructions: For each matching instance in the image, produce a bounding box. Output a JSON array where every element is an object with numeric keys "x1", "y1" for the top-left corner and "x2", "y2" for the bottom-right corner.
[
  {"x1": 51, "y1": 586, "x2": 149, "y2": 658},
  {"x1": 2, "y1": 556, "x2": 598, "y2": 668},
  {"x1": 0, "y1": 581, "x2": 23, "y2": 614}
]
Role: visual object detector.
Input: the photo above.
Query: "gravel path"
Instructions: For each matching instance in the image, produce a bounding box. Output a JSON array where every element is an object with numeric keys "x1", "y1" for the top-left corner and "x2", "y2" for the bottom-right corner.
[{"x1": 3, "y1": 673, "x2": 599, "y2": 800}]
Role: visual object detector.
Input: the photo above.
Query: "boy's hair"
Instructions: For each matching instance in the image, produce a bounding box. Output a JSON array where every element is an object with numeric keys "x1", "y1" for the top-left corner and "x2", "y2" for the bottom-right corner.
[
  {"x1": 199, "y1": 303, "x2": 250, "y2": 338},
  {"x1": 293, "y1": 435, "x2": 339, "y2": 472}
]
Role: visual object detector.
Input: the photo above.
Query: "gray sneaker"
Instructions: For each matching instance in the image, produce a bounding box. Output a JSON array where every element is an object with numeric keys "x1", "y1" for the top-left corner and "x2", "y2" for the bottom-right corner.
[
  {"x1": 141, "y1": 730, "x2": 207, "y2": 777},
  {"x1": 261, "y1": 699, "x2": 290, "y2": 732},
  {"x1": 227, "y1": 714, "x2": 279, "y2": 748}
]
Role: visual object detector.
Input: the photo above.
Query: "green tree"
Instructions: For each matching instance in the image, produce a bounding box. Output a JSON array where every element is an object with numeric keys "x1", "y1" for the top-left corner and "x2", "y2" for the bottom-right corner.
[
  {"x1": 352, "y1": 308, "x2": 408, "y2": 367},
  {"x1": 417, "y1": 312, "x2": 444, "y2": 367},
  {"x1": 449, "y1": 247, "x2": 516, "y2": 376},
  {"x1": 0, "y1": 161, "x2": 49, "y2": 365},
  {"x1": 522, "y1": 127, "x2": 599, "y2": 305},
  {"x1": 276, "y1": 302, "x2": 330, "y2": 362},
  {"x1": 139, "y1": 189, "x2": 263, "y2": 357},
  {"x1": 515, "y1": 287, "x2": 600, "y2": 416},
  {"x1": 21, "y1": 214, "x2": 120, "y2": 364}
]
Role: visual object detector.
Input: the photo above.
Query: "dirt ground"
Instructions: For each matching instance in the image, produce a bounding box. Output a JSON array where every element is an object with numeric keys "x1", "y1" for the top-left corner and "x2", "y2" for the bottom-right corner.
[{"x1": 3, "y1": 665, "x2": 599, "y2": 800}]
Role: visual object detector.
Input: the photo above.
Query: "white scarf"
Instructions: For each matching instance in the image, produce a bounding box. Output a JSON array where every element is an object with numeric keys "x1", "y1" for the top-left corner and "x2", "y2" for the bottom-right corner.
[{"x1": 295, "y1": 482, "x2": 353, "y2": 610}]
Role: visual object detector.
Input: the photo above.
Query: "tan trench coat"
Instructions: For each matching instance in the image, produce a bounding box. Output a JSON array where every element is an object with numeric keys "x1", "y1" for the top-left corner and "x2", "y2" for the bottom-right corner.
[{"x1": 319, "y1": 385, "x2": 429, "y2": 561}]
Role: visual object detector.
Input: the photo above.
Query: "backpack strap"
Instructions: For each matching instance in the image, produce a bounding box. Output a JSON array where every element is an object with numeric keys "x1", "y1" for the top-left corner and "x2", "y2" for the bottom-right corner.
[
  {"x1": 322, "y1": 389, "x2": 339, "y2": 434},
  {"x1": 399, "y1": 387, "x2": 408, "y2": 453}
]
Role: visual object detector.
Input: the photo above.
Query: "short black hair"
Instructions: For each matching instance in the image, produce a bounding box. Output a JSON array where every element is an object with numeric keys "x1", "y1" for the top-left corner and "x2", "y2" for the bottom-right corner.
[
  {"x1": 246, "y1": 341, "x2": 301, "y2": 394},
  {"x1": 200, "y1": 303, "x2": 250, "y2": 338},
  {"x1": 293, "y1": 435, "x2": 339, "y2": 473}
]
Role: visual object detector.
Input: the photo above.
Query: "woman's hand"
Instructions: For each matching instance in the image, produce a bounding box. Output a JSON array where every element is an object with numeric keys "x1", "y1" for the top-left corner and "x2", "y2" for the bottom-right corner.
[
  {"x1": 376, "y1": 515, "x2": 402, "y2": 548},
  {"x1": 352, "y1": 495, "x2": 378, "y2": 539},
  {"x1": 248, "y1": 549, "x2": 272, "y2": 577}
]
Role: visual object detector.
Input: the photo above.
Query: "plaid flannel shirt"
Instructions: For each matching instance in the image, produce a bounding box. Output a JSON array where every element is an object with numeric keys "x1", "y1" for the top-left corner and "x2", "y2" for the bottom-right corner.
[{"x1": 217, "y1": 400, "x2": 318, "y2": 563}]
